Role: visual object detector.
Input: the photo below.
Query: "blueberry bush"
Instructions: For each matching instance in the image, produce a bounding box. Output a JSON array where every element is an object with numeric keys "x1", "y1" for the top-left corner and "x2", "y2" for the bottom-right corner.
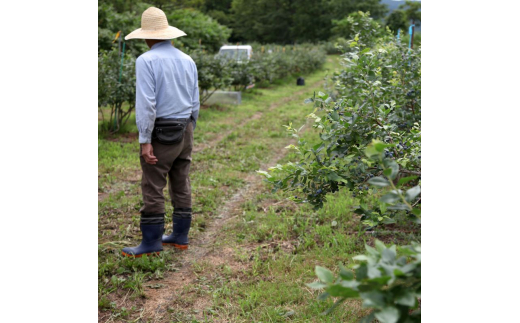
[
  {"x1": 304, "y1": 142, "x2": 421, "y2": 322},
  {"x1": 187, "y1": 44, "x2": 326, "y2": 103},
  {"x1": 261, "y1": 18, "x2": 421, "y2": 228},
  {"x1": 257, "y1": 14, "x2": 421, "y2": 320},
  {"x1": 189, "y1": 50, "x2": 233, "y2": 105},
  {"x1": 308, "y1": 238, "x2": 421, "y2": 323},
  {"x1": 98, "y1": 48, "x2": 136, "y2": 133}
]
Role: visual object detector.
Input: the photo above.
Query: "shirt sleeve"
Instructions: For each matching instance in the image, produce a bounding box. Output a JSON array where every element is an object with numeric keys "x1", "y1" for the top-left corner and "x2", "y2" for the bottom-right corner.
[
  {"x1": 191, "y1": 62, "x2": 200, "y2": 130},
  {"x1": 135, "y1": 56, "x2": 156, "y2": 144}
]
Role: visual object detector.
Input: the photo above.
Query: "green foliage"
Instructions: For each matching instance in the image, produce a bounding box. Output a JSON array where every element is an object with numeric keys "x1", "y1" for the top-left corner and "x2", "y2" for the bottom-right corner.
[
  {"x1": 386, "y1": 1, "x2": 421, "y2": 33},
  {"x1": 228, "y1": 60, "x2": 255, "y2": 91},
  {"x1": 98, "y1": 4, "x2": 234, "y2": 124},
  {"x1": 189, "y1": 50, "x2": 233, "y2": 104},
  {"x1": 188, "y1": 44, "x2": 326, "y2": 104},
  {"x1": 98, "y1": 48, "x2": 136, "y2": 133},
  {"x1": 167, "y1": 9, "x2": 232, "y2": 53},
  {"x1": 249, "y1": 45, "x2": 327, "y2": 84},
  {"x1": 331, "y1": 11, "x2": 387, "y2": 49},
  {"x1": 98, "y1": 2, "x2": 149, "y2": 55},
  {"x1": 308, "y1": 239, "x2": 421, "y2": 322},
  {"x1": 320, "y1": 38, "x2": 350, "y2": 55},
  {"x1": 359, "y1": 140, "x2": 421, "y2": 227},
  {"x1": 99, "y1": 0, "x2": 392, "y2": 45},
  {"x1": 98, "y1": 4, "x2": 231, "y2": 56},
  {"x1": 385, "y1": 10, "x2": 408, "y2": 34},
  {"x1": 262, "y1": 15, "x2": 420, "y2": 229},
  {"x1": 399, "y1": 0, "x2": 421, "y2": 25},
  {"x1": 230, "y1": 0, "x2": 388, "y2": 43}
]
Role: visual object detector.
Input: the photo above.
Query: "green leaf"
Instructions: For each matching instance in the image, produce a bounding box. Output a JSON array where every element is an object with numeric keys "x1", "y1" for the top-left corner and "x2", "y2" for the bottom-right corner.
[
  {"x1": 385, "y1": 161, "x2": 399, "y2": 180},
  {"x1": 374, "y1": 306, "x2": 400, "y2": 323},
  {"x1": 326, "y1": 285, "x2": 359, "y2": 298},
  {"x1": 367, "y1": 276, "x2": 391, "y2": 285},
  {"x1": 256, "y1": 170, "x2": 272, "y2": 178},
  {"x1": 339, "y1": 264, "x2": 354, "y2": 280},
  {"x1": 316, "y1": 266, "x2": 334, "y2": 283},
  {"x1": 307, "y1": 281, "x2": 327, "y2": 289},
  {"x1": 405, "y1": 185, "x2": 421, "y2": 202},
  {"x1": 374, "y1": 240, "x2": 386, "y2": 252},
  {"x1": 356, "y1": 263, "x2": 368, "y2": 280},
  {"x1": 330, "y1": 110, "x2": 339, "y2": 121},
  {"x1": 382, "y1": 247, "x2": 396, "y2": 264},
  {"x1": 365, "y1": 144, "x2": 380, "y2": 158},
  {"x1": 328, "y1": 172, "x2": 348, "y2": 183},
  {"x1": 353, "y1": 255, "x2": 368, "y2": 261},
  {"x1": 412, "y1": 208, "x2": 421, "y2": 217},
  {"x1": 382, "y1": 218, "x2": 396, "y2": 224},
  {"x1": 374, "y1": 141, "x2": 389, "y2": 152},
  {"x1": 317, "y1": 292, "x2": 330, "y2": 301},
  {"x1": 365, "y1": 244, "x2": 379, "y2": 257},
  {"x1": 280, "y1": 309, "x2": 295, "y2": 317},
  {"x1": 396, "y1": 291, "x2": 416, "y2": 307},
  {"x1": 367, "y1": 265, "x2": 382, "y2": 278},
  {"x1": 360, "y1": 291, "x2": 386, "y2": 309},
  {"x1": 397, "y1": 175, "x2": 418, "y2": 188},
  {"x1": 368, "y1": 177, "x2": 390, "y2": 187},
  {"x1": 387, "y1": 204, "x2": 410, "y2": 211},
  {"x1": 379, "y1": 202, "x2": 387, "y2": 213},
  {"x1": 359, "y1": 312, "x2": 376, "y2": 323},
  {"x1": 380, "y1": 192, "x2": 400, "y2": 204}
]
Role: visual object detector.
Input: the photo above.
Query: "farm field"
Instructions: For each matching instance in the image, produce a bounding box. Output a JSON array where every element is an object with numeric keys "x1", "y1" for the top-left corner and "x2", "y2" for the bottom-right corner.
[{"x1": 98, "y1": 55, "x2": 420, "y2": 322}]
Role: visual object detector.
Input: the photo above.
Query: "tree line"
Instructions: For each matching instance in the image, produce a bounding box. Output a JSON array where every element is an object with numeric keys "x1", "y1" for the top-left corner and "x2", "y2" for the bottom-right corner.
[{"x1": 99, "y1": 0, "x2": 420, "y2": 49}]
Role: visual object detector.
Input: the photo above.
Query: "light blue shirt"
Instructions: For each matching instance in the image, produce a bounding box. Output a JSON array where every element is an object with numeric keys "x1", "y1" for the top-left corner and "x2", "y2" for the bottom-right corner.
[{"x1": 135, "y1": 40, "x2": 200, "y2": 144}]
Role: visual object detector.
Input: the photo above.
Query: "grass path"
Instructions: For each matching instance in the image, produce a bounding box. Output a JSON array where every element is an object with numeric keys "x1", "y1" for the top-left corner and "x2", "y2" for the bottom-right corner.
[
  {"x1": 98, "y1": 56, "x2": 420, "y2": 322},
  {"x1": 141, "y1": 140, "x2": 295, "y2": 320}
]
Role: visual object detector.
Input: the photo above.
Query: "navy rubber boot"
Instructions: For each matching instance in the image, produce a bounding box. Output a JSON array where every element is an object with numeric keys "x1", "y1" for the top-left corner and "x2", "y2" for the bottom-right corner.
[
  {"x1": 162, "y1": 207, "x2": 192, "y2": 250},
  {"x1": 122, "y1": 213, "x2": 164, "y2": 257}
]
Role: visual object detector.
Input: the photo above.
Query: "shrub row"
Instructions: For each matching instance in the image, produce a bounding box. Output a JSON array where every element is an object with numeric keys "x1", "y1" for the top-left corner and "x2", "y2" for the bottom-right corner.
[
  {"x1": 259, "y1": 12, "x2": 421, "y2": 321},
  {"x1": 190, "y1": 45, "x2": 326, "y2": 102},
  {"x1": 98, "y1": 44, "x2": 326, "y2": 128}
]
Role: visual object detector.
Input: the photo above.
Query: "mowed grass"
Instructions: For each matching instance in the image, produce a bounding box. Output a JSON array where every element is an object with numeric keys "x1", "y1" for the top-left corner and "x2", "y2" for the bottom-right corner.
[{"x1": 98, "y1": 56, "x2": 420, "y2": 322}]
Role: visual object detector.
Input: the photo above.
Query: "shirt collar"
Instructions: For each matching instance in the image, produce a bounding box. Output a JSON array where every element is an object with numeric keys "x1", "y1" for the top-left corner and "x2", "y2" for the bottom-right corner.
[{"x1": 151, "y1": 40, "x2": 172, "y2": 50}]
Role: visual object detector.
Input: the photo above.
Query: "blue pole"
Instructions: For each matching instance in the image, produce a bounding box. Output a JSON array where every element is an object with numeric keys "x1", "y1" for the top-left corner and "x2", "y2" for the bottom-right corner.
[{"x1": 397, "y1": 29, "x2": 400, "y2": 43}]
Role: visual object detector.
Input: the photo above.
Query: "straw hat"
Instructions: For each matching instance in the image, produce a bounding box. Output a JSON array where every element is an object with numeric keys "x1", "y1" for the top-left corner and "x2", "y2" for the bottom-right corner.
[{"x1": 125, "y1": 7, "x2": 186, "y2": 40}]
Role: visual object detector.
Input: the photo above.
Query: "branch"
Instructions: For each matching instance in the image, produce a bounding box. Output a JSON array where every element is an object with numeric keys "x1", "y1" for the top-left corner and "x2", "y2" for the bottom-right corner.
[
  {"x1": 201, "y1": 89, "x2": 218, "y2": 105},
  {"x1": 412, "y1": 197, "x2": 421, "y2": 207},
  {"x1": 401, "y1": 169, "x2": 421, "y2": 176},
  {"x1": 98, "y1": 106, "x2": 105, "y2": 123}
]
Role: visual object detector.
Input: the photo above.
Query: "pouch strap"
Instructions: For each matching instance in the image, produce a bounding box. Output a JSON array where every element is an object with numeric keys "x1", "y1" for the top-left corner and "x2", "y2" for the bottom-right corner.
[{"x1": 156, "y1": 117, "x2": 190, "y2": 123}]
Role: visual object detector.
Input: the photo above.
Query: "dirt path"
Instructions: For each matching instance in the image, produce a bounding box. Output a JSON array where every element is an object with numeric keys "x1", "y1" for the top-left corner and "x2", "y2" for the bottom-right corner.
[
  {"x1": 138, "y1": 81, "x2": 324, "y2": 322},
  {"x1": 139, "y1": 144, "x2": 291, "y2": 321}
]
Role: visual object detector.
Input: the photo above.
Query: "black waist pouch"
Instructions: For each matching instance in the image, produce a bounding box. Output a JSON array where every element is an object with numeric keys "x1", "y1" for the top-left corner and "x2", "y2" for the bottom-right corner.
[{"x1": 152, "y1": 119, "x2": 189, "y2": 145}]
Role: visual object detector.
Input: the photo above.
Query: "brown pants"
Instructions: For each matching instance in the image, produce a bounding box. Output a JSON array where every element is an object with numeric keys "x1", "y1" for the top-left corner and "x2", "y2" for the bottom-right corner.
[{"x1": 140, "y1": 122, "x2": 193, "y2": 214}]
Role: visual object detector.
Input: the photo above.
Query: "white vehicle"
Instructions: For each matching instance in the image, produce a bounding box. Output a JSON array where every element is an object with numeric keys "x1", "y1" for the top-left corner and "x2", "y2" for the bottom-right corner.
[{"x1": 217, "y1": 45, "x2": 253, "y2": 63}]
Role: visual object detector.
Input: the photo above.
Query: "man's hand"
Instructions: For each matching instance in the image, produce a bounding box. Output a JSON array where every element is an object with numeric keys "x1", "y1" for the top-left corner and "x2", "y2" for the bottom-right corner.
[{"x1": 141, "y1": 143, "x2": 158, "y2": 164}]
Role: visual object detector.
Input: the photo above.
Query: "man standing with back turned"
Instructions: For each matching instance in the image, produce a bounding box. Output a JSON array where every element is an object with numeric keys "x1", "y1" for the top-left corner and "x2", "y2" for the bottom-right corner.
[{"x1": 121, "y1": 7, "x2": 200, "y2": 257}]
